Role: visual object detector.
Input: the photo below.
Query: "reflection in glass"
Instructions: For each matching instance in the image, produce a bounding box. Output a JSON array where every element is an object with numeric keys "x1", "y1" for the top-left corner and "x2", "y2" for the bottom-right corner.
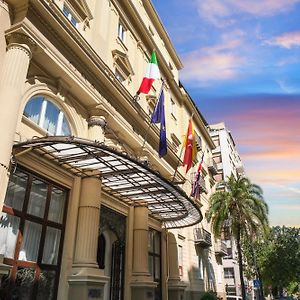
[
  {"x1": 23, "y1": 96, "x2": 43, "y2": 124},
  {"x1": 155, "y1": 257, "x2": 160, "y2": 280},
  {"x1": 4, "y1": 170, "x2": 28, "y2": 211},
  {"x1": 0, "y1": 213, "x2": 20, "y2": 258},
  {"x1": 36, "y1": 270, "x2": 56, "y2": 300},
  {"x1": 148, "y1": 256, "x2": 153, "y2": 277},
  {"x1": 13, "y1": 267, "x2": 35, "y2": 300},
  {"x1": 19, "y1": 221, "x2": 42, "y2": 262},
  {"x1": 27, "y1": 179, "x2": 48, "y2": 218},
  {"x1": 48, "y1": 188, "x2": 66, "y2": 224},
  {"x1": 23, "y1": 96, "x2": 71, "y2": 136},
  {"x1": 154, "y1": 232, "x2": 160, "y2": 254},
  {"x1": 43, "y1": 101, "x2": 60, "y2": 135},
  {"x1": 61, "y1": 115, "x2": 71, "y2": 136},
  {"x1": 42, "y1": 227, "x2": 61, "y2": 265}
]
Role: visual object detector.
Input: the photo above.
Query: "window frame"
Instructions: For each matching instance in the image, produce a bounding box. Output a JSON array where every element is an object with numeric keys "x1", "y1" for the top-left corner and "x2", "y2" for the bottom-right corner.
[
  {"x1": 23, "y1": 96, "x2": 71, "y2": 136},
  {"x1": 1, "y1": 166, "x2": 69, "y2": 300},
  {"x1": 118, "y1": 21, "x2": 126, "y2": 44}
]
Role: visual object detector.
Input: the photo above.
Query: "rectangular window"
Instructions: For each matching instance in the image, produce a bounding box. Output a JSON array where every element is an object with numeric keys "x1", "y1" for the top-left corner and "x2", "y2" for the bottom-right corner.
[
  {"x1": 118, "y1": 22, "x2": 126, "y2": 43},
  {"x1": 63, "y1": 4, "x2": 79, "y2": 28},
  {"x1": 178, "y1": 245, "x2": 183, "y2": 276},
  {"x1": 197, "y1": 255, "x2": 204, "y2": 279},
  {"x1": 1, "y1": 167, "x2": 68, "y2": 300},
  {"x1": 224, "y1": 267, "x2": 235, "y2": 279},
  {"x1": 148, "y1": 229, "x2": 161, "y2": 300}
]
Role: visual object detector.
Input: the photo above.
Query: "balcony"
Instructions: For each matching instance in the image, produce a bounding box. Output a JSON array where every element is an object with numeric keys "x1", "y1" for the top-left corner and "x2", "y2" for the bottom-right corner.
[
  {"x1": 208, "y1": 158, "x2": 218, "y2": 175},
  {"x1": 215, "y1": 240, "x2": 228, "y2": 256},
  {"x1": 199, "y1": 176, "x2": 208, "y2": 194},
  {"x1": 194, "y1": 228, "x2": 212, "y2": 248}
]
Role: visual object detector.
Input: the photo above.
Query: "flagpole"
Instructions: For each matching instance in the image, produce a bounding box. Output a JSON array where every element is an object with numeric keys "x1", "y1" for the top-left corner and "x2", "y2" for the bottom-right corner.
[{"x1": 139, "y1": 81, "x2": 164, "y2": 156}]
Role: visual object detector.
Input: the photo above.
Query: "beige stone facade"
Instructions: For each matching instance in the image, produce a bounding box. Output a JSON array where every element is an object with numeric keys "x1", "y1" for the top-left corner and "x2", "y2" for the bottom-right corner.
[{"x1": 0, "y1": 1, "x2": 226, "y2": 300}]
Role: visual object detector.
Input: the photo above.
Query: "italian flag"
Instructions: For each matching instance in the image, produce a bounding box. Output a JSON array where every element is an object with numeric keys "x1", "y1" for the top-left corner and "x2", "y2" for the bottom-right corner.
[{"x1": 138, "y1": 50, "x2": 160, "y2": 94}]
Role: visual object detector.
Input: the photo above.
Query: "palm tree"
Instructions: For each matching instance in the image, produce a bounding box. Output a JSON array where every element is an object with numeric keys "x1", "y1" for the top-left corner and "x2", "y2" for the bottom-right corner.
[{"x1": 207, "y1": 174, "x2": 269, "y2": 300}]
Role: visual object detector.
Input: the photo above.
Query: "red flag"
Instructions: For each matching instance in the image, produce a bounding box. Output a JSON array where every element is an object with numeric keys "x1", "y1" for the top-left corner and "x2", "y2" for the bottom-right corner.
[{"x1": 182, "y1": 119, "x2": 197, "y2": 173}]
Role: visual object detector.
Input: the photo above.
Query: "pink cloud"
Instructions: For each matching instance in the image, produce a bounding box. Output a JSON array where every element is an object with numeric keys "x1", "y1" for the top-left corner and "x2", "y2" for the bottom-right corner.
[
  {"x1": 181, "y1": 31, "x2": 246, "y2": 83},
  {"x1": 225, "y1": 103, "x2": 300, "y2": 186},
  {"x1": 265, "y1": 31, "x2": 300, "y2": 49},
  {"x1": 181, "y1": 52, "x2": 243, "y2": 82}
]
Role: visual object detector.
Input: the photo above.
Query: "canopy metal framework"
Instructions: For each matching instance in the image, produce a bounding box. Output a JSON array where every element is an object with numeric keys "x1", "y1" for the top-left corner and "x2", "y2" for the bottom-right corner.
[{"x1": 13, "y1": 136, "x2": 202, "y2": 228}]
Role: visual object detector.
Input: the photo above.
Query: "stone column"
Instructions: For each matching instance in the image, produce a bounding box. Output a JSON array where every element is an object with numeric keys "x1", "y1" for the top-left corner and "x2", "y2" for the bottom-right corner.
[
  {"x1": 131, "y1": 204, "x2": 156, "y2": 300},
  {"x1": 167, "y1": 232, "x2": 186, "y2": 300},
  {"x1": 0, "y1": 33, "x2": 35, "y2": 211},
  {"x1": 68, "y1": 175, "x2": 108, "y2": 300}
]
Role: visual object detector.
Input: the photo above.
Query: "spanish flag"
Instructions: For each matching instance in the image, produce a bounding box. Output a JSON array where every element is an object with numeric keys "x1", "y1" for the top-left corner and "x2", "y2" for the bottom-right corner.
[{"x1": 182, "y1": 119, "x2": 197, "y2": 173}]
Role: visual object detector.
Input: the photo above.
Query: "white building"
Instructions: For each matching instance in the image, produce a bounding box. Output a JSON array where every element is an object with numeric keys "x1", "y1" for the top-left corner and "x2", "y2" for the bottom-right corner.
[{"x1": 209, "y1": 122, "x2": 246, "y2": 298}]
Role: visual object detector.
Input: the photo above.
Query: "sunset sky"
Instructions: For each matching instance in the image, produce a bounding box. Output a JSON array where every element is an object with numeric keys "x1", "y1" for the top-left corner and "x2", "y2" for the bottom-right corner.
[{"x1": 152, "y1": 0, "x2": 300, "y2": 226}]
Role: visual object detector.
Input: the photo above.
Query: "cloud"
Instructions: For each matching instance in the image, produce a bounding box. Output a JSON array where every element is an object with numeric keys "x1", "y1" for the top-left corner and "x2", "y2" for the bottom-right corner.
[
  {"x1": 181, "y1": 30, "x2": 246, "y2": 83},
  {"x1": 265, "y1": 31, "x2": 300, "y2": 49},
  {"x1": 196, "y1": 0, "x2": 300, "y2": 27},
  {"x1": 181, "y1": 51, "x2": 244, "y2": 83}
]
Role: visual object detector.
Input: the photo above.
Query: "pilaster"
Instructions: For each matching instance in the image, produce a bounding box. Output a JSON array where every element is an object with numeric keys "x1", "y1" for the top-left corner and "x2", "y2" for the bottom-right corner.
[
  {"x1": 0, "y1": 32, "x2": 35, "y2": 212},
  {"x1": 131, "y1": 204, "x2": 157, "y2": 300},
  {"x1": 167, "y1": 232, "x2": 187, "y2": 300},
  {"x1": 68, "y1": 175, "x2": 108, "y2": 300}
]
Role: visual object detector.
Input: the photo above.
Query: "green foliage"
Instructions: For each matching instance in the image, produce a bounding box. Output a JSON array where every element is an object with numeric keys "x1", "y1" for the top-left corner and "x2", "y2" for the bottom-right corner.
[
  {"x1": 200, "y1": 290, "x2": 218, "y2": 300},
  {"x1": 207, "y1": 174, "x2": 269, "y2": 300},
  {"x1": 242, "y1": 226, "x2": 300, "y2": 296}
]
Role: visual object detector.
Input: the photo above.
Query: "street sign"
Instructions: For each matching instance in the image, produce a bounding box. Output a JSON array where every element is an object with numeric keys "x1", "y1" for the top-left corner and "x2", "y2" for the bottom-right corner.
[{"x1": 253, "y1": 279, "x2": 261, "y2": 288}]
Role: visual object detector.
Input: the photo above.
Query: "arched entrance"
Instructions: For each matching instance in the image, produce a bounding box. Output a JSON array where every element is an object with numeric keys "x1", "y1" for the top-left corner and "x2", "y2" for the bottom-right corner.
[{"x1": 98, "y1": 206, "x2": 126, "y2": 300}]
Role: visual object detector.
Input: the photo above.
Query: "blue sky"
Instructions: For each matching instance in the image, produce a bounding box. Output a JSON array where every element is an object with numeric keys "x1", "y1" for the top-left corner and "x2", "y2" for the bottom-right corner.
[{"x1": 152, "y1": 0, "x2": 300, "y2": 226}]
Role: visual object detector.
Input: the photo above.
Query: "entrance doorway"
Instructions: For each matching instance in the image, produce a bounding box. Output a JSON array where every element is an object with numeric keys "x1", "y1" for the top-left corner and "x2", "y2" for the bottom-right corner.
[{"x1": 98, "y1": 206, "x2": 126, "y2": 300}]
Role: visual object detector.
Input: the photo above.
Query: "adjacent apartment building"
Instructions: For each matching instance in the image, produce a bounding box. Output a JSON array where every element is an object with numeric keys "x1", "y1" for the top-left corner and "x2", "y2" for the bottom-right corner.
[
  {"x1": 209, "y1": 122, "x2": 246, "y2": 298},
  {"x1": 0, "y1": 1, "x2": 227, "y2": 300}
]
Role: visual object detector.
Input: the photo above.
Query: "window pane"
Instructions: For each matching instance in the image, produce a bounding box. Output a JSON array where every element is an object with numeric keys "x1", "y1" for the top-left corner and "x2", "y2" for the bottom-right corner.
[
  {"x1": 4, "y1": 170, "x2": 28, "y2": 211},
  {"x1": 154, "y1": 257, "x2": 160, "y2": 280},
  {"x1": 148, "y1": 256, "x2": 154, "y2": 277},
  {"x1": 48, "y1": 187, "x2": 66, "y2": 223},
  {"x1": 0, "y1": 213, "x2": 20, "y2": 258},
  {"x1": 13, "y1": 267, "x2": 35, "y2": 300},
  {"x1": 27, "y1": 179, "x2": 48, "y2": 218},
  {"x1": 148, "y1": 231, "x2": 154, "y2": 252},
  {"x1": 23, "y1": 96, "x2": 43, "y2": 124},
  {"x1": 37, "y1": 270, "x2": 56, "y2": 300},
  {"x1": 61, "y1": 116, "x2": 71, "y2": 136},
  {"x1": 19, "y1": 221, "x2": 42, "y2": 262},
  {"x1": 42, "y1": 227, "x2": 61, "y2": 265},
  {"x1": 43, "y1": 101, "x2": 60, "y2": 135},
  {"x1": 154, "y1": 232, "x2": 160, "y2": 254}
]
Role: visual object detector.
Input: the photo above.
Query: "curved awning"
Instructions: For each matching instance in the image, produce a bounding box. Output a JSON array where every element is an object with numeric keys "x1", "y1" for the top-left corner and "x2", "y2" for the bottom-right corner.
[{"x1": 13, "y1": 136, "x2": 202, "y2": 228}]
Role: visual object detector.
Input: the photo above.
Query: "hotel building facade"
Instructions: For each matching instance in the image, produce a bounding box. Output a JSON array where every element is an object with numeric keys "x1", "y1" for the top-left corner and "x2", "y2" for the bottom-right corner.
[{"x1": 0, "y1": 1, "x2": 227, "y2": 299}]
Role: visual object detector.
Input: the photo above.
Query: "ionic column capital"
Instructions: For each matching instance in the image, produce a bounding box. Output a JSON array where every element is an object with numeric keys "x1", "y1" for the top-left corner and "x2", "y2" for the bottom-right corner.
[{"x1": 6, "y1": 32, "x2": 37, "y2": 59}]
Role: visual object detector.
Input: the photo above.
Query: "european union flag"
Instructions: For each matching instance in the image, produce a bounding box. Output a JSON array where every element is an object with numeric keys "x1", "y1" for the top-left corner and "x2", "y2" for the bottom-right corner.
[{"x1": 151, "y1": 85, "x2": 167, "y2": 157}]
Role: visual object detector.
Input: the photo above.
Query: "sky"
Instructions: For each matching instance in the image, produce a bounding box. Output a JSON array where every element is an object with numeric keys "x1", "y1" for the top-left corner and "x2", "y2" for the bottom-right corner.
[{"x1": 152, "y1": 0, "x2": 300, "y2": 227}]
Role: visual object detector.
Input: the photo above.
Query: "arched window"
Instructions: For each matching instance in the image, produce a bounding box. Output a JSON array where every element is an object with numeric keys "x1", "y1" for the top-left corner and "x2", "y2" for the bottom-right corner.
[{"x1": 23, "y1": 96, "x2": 71, "y2": 136}]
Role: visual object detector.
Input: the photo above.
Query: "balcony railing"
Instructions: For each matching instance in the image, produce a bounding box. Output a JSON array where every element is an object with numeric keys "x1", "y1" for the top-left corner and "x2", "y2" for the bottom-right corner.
[
  {"x1": 208, "y1": 158, "x2": 218, "y2": 175},
  {"x1": 215, "y1": 240, "x2": 228, "y2": 256},
  {"x1": 199, "y1": 176, "x2": 208, "y2": 194},
  {"x1": 194, "y1": 228, "x2": 212, "y2": 248}
]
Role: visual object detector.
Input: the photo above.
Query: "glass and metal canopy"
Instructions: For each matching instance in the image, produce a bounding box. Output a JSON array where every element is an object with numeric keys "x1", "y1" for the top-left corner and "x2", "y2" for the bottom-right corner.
[{"x1": 13, "y1": 136, "x2": 202, "y2": 228}]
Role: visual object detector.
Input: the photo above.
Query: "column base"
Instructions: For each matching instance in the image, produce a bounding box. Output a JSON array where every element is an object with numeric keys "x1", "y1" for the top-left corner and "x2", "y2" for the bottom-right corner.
[
  {"x1": 168, "y1": 278, "x2": 187, "y2": 300},
  {"x1": 68, "y1": 267, "x2": 109, "y2": 300},
  {"x1": 131, "y1": 273, "x2": 157, "y2": 300}
]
